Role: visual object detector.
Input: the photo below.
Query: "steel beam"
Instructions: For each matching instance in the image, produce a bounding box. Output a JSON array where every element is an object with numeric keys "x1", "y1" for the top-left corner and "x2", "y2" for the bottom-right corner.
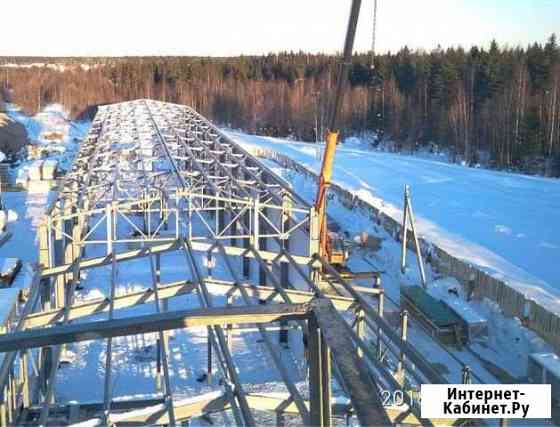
[
  {"x1": 40, "y1": 240, "x2": 311, "y2": 279},
  {"x1": 24, "y1": 281, "x2": 197, "y2": 329},
  {"x1": 0, "y1": 304, "x2": 309, "y2": 353},
  {"x1": 310, "y1": 298, "x2": 391, "y2": 426}
]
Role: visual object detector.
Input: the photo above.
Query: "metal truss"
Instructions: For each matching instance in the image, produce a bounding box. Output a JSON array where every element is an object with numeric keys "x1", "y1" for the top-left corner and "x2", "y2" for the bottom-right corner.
[
  {"x1": 47, "y1": 100, "x2": 315, "y2": 261},
  {"x1": 0, "y1": 100, "x2": 459, "y2": 427}
]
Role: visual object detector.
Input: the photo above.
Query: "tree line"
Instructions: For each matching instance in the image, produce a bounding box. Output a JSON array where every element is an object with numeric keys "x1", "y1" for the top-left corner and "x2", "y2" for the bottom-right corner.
[{"x1": 1, "y1": 35, "x2": 559, "y2": 175}]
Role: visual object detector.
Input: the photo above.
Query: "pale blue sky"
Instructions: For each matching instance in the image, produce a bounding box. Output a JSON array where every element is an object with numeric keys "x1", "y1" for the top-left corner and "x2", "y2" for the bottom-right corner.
[{"x1": 2, "y1": 0, "x2": 558, "y2": 56}]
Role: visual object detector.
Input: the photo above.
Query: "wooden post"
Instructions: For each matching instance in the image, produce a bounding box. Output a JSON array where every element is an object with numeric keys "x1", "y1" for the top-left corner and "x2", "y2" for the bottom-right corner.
[
  {"x1": 0, "y1": 393, "x2": 6, "y2": 427},
  {"x1": 230, "y1": 208, "x2": 238, "y2": 248},
  {"x1": 68, "y1": 403, "x2": 80, "y2": 424},
  {"x1": 72, "y1": 218, "x2": 82, "y2": 288},
  {"x1": 37, "y1": 221, "x2": 53, "y2": 421},
  {"x1": 19, "y1": 351, "x2": 30, "y2": 409},
  {"x1": 397, "y1": 310, "x2": 408, "y2": 385},
  {"x1": 218, "y1": 199, "x2": 225, "y2": 236},
  {"x1": 257, "y1": 201, "x2": 268, "y2": 287},
  {"x1": 462, "y1": 365, "x2": 471, "y2": 384},
  {"x1": 242, "y1": 185, "x2": 251, "y2": 279},
  {"x1": 39, "y1": 347, "x2": 52, "y2": 402},
  {"x1": 155, "y1": 254, "x2": 168, "y2": 312},
  {"x1": 38, "y1": 222, "x2": 52, "y2": 310},
  {"x1": 63, "y1": 228, "x2": 73, "y2": 305},
  {"x1": 206, "y1": 252, "x2": 214, "y2": 278},
  {"x1": 39, "y1": 208, "x2": 61, "y2": 420},
  {"x1": 6, "y1": 374, "x2": 13, "y2": 425},
  {"x1": 175, "y1": 193, "x2": 180, "y2": 240},
  {"x1": 106, "y1": 203, "x2": 113, "y2": 256},
  {"x1": 156, "y1": 338, "x2": 162, "y2": 392},
  {"x1": 147, "y1": 192, "x2": 152, "y2": 238},
  {"x1": 155, "y1": 253, "x2": 161, "y2": 286},
  {"x1": 377, "y1": 291, "x2": 384, "y2": 361},
  {"x1": 207, "y1": 327, "x2": 213, "y2": 385},
  {"x1": 400, "y1": 185, "x2": 409, "y2": 274},
  {"x1": 159, "y1": 190, "x2": 167, "y2": 231},
  {"x1": 279, "y1": 262, "x2": 289, "y2": 346},
  {"x1": 38, "y1": 222, "x2": 51, "y2": 271},
  {"x1": 276, "y1": 411, "x2": 286, "y2": 427},
  {"x1": 54, "y1": 221, "x2": 65, "y2": 310},
  {"x1": 279, "y1": 194, "x2": 291, "y2": 346},
  {"x1": 356, "y1": 308, "x2": 364, "y2": 358},
  {"x1": 226, "y1": 292, "x2": 234, "y2": 354},
  {"x1": 308, "y1": 315, "x2": 332, "y2": 427},
  {"x1": 309, "y1": 207, "x2": 320, "y2": 257}
]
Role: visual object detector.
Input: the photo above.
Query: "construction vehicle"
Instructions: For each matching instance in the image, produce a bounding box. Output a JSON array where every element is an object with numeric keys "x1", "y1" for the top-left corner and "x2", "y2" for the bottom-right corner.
[
  {"x1": 315, "y1": 0, "x2": 361, "y2": 268},
  {"x1": 314, "y1": 0, "x2": 384, "y2": 285},
  {"x1": 315, "y1": 0, "x2": 372, "y2": 272}
]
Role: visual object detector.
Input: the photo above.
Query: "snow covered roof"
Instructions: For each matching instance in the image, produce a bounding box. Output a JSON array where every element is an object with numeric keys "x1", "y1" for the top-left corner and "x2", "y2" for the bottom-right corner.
[
  {"x1": 427, "y1": 278, "x2": 487, "y2": 325},
  {"x1": 402, "y1": 285, "x2": 460, "y2": 327},
  {"x1": 530, "y1": 353, "x2": 560, "y2": 378},
  {"x1": 445, "y1": 297, "x2": 487, "y2": 325}
]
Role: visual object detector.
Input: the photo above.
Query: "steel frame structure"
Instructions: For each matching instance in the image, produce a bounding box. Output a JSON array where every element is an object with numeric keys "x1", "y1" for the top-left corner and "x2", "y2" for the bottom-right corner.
[{"x1": 0, "y1": 100, "x2": 457, "y2": 427}]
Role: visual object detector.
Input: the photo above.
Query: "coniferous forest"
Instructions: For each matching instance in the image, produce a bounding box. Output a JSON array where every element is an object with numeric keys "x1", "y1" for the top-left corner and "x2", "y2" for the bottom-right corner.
[{"x1": 1, "y1": 35, "x2": 559, "y2": 174}]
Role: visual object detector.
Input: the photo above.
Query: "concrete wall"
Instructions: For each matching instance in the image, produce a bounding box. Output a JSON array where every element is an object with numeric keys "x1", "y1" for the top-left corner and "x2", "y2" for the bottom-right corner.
[{"x1": 248, "y1": 146, "x2": 560, "y2": 354}]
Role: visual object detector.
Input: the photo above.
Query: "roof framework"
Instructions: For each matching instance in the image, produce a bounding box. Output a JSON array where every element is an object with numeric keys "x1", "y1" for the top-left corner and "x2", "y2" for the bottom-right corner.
[{"x1": 0, "y1": 100, "x2": 456, "y2": 426}]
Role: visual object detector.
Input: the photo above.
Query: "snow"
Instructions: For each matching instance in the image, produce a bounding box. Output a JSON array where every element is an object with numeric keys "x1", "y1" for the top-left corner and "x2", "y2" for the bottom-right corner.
[
  {"x1": 107, "y1": 391, "x2": 225, "y2": 424},
  {"x1": 0, "y1": 104, "x2": 555, "y2": 423},
  {"x1": 427, "y1": 277, "x2": 488, "y2": 326},
  {"x1": 1, "y1": 63, "x2": 102, "y2": 72},
  {"x1": 256, "y1": 155, "x2": 556, "y2": 390},
  {"x1": 27, "y1": 160, "x2": 43, "y2": 180},
  {"x1": 227, "y1": 131, "x2": 560, "y2": 315},
  {"x1": 0, "y1": 191, "x2": 53, "y2": 264},
  {"x1": 6, "y1": 209, "x2": 17, "y2": 222},
  {"x1": 5, "y1": 103, "x2": 90, "y2": 180},
  {"x1": 530, "y1": 353, "x2": 560, "y2": 379},
  {"x1": 0, "y1": 288, "x2": 18, "y2": 325},
  {"x1": 42, "y1": 159, "x2": 58, "y2": 179},
  {"x1": 52, "y1": 207, "x2": 315, "y2": 410},
  {"x1": 0, "y1": 191, "x2": 51, "y2": 354},
  {"x1": 0, "y1": 258, "x2": 19, "y2": 276}
]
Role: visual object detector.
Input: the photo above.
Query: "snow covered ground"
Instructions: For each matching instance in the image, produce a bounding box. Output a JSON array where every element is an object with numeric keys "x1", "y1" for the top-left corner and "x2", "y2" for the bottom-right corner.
[
  {"x1": 259, "y1": 158, "x2": 557, "y2": 425},
  {"x1": 0, "y1": 105, "x2": 557, "y2": 423},
  {"x1": 1, "y1": 62, "x2": 102, "y2": 72},
  {"x1": 56, "y1": 251, "x2": 311, "y2": 406},
  {"x1": 227, "y1": 131, "x2": 560, "y2": 315},
  {"x1": 5, "y1": 103, "x2": 91, "y2": 181},
  {"x1": 0, "y1": 103, "x2": 87, "y2": 265},
  {"x1": 0, "y1": 192, "x2": 52, "y2": 264},
  {"x1": 262, "y1": 159, "x2": 554, "y2": 374}
]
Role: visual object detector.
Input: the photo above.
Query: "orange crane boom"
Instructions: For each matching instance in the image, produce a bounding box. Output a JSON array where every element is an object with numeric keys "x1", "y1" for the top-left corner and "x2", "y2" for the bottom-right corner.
[{"x1": 315, "y1": 0, "x2": 362, "y2": 262}]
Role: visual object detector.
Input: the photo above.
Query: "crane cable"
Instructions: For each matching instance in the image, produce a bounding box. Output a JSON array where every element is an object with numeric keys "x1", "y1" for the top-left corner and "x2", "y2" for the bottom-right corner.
[{"x1": 370, "y1": 0, "x2": 378, "y2": 69}]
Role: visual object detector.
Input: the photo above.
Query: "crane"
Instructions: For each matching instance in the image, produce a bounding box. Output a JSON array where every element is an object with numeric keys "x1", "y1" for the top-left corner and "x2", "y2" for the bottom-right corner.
[{"x1": 315, "y1": 0, "x2": 362, "y2": 266}]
